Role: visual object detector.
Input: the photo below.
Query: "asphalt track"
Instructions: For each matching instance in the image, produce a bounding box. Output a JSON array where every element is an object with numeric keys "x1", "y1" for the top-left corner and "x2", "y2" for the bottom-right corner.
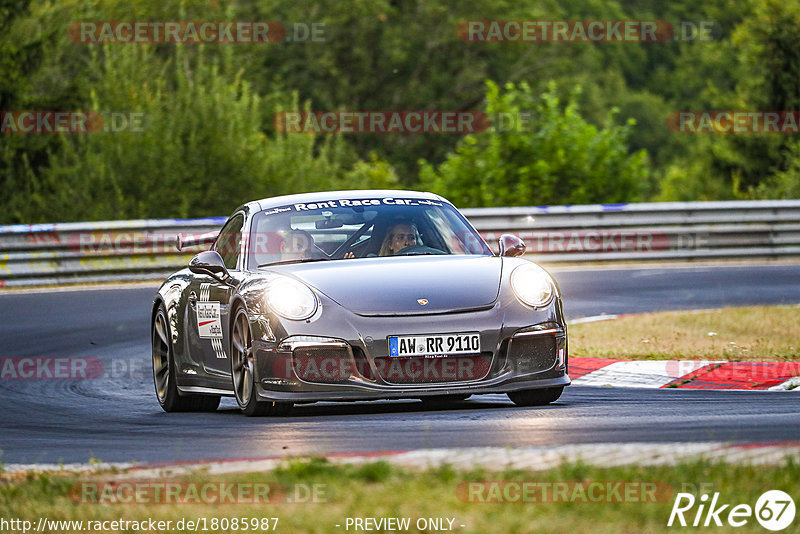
[{"x1": 1, "y1": 263, "x2": 799, "y2": 465}]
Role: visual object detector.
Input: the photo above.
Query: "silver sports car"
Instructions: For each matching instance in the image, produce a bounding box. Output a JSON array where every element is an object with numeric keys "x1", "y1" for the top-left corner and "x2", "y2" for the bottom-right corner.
[{"x1": 152, "y1": 190, "x2": 570, "y2": 416}]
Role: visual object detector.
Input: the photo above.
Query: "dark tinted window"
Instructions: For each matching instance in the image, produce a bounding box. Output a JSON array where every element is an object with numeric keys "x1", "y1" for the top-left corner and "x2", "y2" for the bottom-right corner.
[{"x1": 248, "y1": 197, "x2": 492, "y2": 268}]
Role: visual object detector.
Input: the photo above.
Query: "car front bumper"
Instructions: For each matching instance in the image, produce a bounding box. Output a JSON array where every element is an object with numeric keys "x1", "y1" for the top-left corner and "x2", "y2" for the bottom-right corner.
[{"x1": 250, "y1": 294, "x2": 570, "y2": 403}]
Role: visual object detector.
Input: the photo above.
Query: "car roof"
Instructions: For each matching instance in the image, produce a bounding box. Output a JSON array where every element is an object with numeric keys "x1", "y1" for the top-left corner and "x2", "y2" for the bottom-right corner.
[{"x1": 251, "y1": 190, "x2": 450, "y2": 212}]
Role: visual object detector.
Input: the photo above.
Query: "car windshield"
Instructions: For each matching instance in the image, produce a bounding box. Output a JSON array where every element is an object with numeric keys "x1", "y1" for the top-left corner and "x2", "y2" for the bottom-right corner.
[{"x1": 247, "y1": 196, "x2": 492, "y2": 268}]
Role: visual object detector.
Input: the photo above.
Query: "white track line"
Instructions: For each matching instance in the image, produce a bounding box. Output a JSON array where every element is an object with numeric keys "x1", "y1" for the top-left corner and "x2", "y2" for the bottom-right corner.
[{"x1": 769, "y1": 376, "x2": 800, "y2": 391}]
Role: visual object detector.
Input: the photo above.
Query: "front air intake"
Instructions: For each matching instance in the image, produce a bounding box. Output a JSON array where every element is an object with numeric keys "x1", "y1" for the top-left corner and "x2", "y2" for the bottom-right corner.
[{"x1": 508, "y1": 335, "x2": 558, "y2": 375}]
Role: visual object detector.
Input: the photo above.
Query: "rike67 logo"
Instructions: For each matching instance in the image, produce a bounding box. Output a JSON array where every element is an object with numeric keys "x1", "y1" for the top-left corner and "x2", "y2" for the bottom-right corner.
[{"x1": 668, "y1": 490, "x2": 795, "y2": 530}]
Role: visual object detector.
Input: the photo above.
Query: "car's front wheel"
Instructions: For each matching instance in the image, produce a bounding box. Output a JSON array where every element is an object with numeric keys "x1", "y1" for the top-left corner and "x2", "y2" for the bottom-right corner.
[
  {"x1": 231, "y1": 307, "x2": 292, "y2": 417},
  {"x1": 152, "y1": 304, "x2": 220, "y2": 412},
  {"x1": 508, "y1": 386, "x2": 563, "y2": 406}
]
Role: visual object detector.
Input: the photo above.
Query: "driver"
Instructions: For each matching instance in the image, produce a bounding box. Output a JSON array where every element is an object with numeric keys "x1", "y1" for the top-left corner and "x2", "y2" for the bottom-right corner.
[
  {"x1": 279, "y1": 229, "x2": 323, "y2": 261},
  {"x1": 379, "y1": 222, "x2": 418, "y2": 256}
]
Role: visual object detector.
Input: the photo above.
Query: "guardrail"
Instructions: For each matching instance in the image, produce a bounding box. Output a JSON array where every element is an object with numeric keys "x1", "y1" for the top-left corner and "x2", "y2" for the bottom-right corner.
[
  {"x1": 1, "y1": 200, "x2": 798, "y2": 286},
  {"x1": 0, "y1": 218, "x2": 225, "y2": 287},
  {"x1": 463, "y1": 200, "x2": 800, "y2": 262}
]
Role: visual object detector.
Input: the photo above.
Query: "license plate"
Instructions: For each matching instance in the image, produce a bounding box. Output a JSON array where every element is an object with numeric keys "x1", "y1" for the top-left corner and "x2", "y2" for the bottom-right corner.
[{"x1": 388, "y1": 333, "x2": 481, "y2": 357}]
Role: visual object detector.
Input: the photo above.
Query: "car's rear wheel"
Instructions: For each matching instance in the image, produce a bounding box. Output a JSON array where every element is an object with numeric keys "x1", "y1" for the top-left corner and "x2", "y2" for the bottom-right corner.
[
  {"x1": 231, "y1": 307, "x2": 292, "y2": 417},
  {"x1": 152, "y1": 304, "x2": 220, "y2": 412},
  {"x1": 508, "y1": 386, "x2": 563, "y2": 406}
]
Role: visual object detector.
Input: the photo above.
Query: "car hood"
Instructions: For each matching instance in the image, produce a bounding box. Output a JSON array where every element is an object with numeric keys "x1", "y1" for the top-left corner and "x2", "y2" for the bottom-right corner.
[{"x1": 271, "y1": 255, "x2": 502, "y2": 315}]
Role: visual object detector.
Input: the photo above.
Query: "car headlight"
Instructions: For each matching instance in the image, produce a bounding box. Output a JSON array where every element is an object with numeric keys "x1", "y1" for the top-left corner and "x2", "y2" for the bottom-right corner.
[
  {"x1": 510, "y1": 263, "x2": 555, "y2": 308},
  {"x1": 266, "y1": 276, "x2": 318, "y2": 320}
]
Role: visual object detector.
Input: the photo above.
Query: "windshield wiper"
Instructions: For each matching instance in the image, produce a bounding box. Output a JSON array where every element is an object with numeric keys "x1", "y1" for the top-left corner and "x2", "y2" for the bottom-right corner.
[{"x1": 258, "y1": 257, "x2": 331, "y2": 268}]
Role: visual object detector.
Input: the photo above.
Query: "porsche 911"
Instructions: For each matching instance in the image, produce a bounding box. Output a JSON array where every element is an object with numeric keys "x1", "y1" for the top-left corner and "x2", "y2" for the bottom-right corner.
[{"x1": 151, "y1": 190, "x2": 569, "y2": 415}]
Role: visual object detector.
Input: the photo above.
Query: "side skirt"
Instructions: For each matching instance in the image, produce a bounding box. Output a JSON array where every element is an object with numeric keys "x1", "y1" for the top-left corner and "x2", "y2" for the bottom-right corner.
[{"x1": 178, "y1": 385, "x2": 235, "y2": 397}]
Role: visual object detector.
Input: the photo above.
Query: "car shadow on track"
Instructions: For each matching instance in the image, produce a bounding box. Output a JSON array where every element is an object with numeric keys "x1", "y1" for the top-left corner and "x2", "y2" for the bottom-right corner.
[{"x1": 210, "y1": 396, "x2": 568, "y2": 418}]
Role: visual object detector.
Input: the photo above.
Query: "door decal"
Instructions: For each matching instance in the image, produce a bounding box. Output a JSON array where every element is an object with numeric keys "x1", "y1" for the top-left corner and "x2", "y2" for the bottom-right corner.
[{"x1": 197, "y1": 283, "x2": 227, "y2": 359}]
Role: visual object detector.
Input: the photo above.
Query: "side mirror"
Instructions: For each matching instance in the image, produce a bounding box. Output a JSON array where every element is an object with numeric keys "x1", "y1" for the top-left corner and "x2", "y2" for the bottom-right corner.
[
  {"x1": 498, "y1": 234, "x2": 526, "y2": 257},
  {"x1": 189, "y1": 251, "x2": 230, "y2": 280}
]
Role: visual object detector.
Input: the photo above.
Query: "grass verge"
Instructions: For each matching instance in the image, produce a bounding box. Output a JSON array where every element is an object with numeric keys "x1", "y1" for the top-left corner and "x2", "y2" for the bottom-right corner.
[
  {"x1": 1, "y1": 458, "x2": 798, "y2": 533},
  {"x1": 570, "y1": 305, "x2": 800, "y2": 361}
]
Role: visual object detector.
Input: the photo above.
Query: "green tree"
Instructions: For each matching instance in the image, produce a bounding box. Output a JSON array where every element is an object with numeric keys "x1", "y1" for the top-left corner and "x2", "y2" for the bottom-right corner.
[
  {"x1": 655, "y1": 0, "x2": 800, "y2": 200},
  {"x1": 18, "y1": 42, "x2": 397, "y2": 222},
  {"x1": 419, "y1": 81, "x2": 649, "y2": 207},
  {"x1": 236, "y1": 0, "x2": 619, "y2": 184},
  {"x1": 0, "y1": 0, "x2": 54, "y2": 221}
]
